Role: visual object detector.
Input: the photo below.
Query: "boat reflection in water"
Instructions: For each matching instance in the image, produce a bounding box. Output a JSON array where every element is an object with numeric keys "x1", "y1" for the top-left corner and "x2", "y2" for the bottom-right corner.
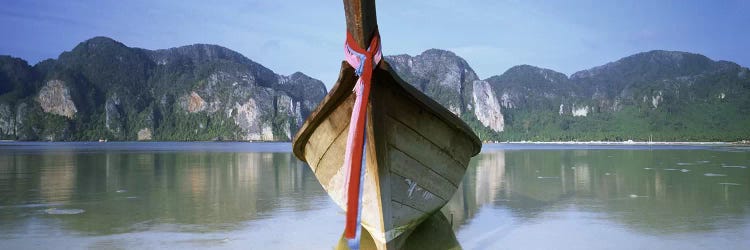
[
  {"x1": 336, "y1": 212, "x2": 461, "y2": 250},
  {"x1": 1, "y1": 143, "x2": 748, "y2": 249}
]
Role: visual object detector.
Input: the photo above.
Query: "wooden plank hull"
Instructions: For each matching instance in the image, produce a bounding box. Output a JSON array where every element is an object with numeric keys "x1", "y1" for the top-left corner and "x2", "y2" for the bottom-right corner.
[{"x1": 293, "y1": 61, "x2": 481, "y2": 249}]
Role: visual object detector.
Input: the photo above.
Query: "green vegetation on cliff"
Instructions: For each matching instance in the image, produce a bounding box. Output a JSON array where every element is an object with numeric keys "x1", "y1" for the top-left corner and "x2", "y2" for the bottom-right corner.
[
  {"x1": 2, "y1": 39, "x2": 749, "y2": 142},
  {"x1": 0, "y1": 37, "x2": 326, "y2": 141},
  {"x1": 389, "y1": 50, "x2": 750, "y2": 142}
]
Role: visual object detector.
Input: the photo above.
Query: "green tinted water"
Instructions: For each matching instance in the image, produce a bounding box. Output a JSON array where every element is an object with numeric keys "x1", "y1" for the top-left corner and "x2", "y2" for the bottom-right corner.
[{"x1": 0, "y1": 142, "x2": 748, "y2": 249}]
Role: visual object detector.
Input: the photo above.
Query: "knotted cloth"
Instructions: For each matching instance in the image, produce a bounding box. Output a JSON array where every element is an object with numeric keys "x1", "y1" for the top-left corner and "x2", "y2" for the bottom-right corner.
[{"x1": 342, "y1": 27, "x2": 382, "y2": 240}]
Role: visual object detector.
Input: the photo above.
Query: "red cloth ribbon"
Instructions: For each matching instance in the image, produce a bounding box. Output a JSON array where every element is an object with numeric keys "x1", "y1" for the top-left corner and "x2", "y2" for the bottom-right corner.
[{"x1": 342, "y1": 28, "x2": 382, "y2": 240}]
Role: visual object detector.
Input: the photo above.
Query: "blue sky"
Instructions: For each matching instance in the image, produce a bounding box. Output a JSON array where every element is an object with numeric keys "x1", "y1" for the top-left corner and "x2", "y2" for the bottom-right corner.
[{"x1": 1, "y1": 0, "x2": 748, "y2": 89}]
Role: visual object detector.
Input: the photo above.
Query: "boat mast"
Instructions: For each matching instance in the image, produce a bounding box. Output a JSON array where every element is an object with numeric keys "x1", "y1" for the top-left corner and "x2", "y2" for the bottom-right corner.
[{"x1": 344, "y1": 0, "x2": 378, "y2": 49}]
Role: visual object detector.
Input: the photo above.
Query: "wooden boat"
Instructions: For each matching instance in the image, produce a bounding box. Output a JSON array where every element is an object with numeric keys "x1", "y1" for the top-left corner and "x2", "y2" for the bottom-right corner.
[{"x1": 292, "y1": 0, "x2": 481, "y2": 249}]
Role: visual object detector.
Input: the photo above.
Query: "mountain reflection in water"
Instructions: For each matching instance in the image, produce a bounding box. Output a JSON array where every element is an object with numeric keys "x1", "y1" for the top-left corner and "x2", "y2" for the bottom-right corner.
[
  {"x1": 442, "y1": 147, "x2": 750, "y2": 249},
  {"x1": 0, "y1": 142, "x2": 748, "y2": 249}
]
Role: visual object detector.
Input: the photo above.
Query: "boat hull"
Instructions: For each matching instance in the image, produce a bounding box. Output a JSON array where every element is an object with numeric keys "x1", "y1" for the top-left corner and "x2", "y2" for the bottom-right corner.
[{"x1": 293, "y1": 61, "x2": 480, "y2": 249}]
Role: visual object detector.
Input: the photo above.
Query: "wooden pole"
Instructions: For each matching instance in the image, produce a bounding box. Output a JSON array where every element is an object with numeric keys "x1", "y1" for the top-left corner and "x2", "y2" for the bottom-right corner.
[{"x1": 343, "y1": 0, "x2": 378, "y2": 49}]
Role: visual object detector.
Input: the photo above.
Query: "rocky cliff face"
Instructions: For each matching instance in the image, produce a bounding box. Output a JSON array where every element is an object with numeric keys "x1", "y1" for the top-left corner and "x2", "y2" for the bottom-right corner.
[
  {"x1": 36, "y1": 79, "x2": 77, "y2": 118},
  {"x1": 471, "y1": 80, "x2": 504, "y2": 132},
  {"x1": 146, "y1": 44, "x2": 326, "y2": 141},
  {"x1": 2, "y1": 39, "x2": 748, "y2": 142},
  {"x1": 387, "y1": 49, "x2": 479, "y2": 115},
  {"x1": 0, "y1": 37, "x2": 326, "y2": 141},
  {"x1": 386, "y1": 49, "x2": 505, "y2": 133},
  {"x1": 388, "y1": 49, "x2": 750, "y2": 141},
  {"x1": 493, "y1": 50, "x2": 750, "y2": 141},
  {"x1": 487, "y1": 65, "x2": 573, "y2": 111},
  {"x1": 0, "y1": 56, "x2": 36, "y2": 140},
  {"x1": 0, "y1": 103, "x2": 14, "y2": 136}
]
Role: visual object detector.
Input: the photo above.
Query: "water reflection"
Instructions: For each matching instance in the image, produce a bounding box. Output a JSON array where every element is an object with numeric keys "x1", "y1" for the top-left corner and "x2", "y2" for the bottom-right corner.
[
  {"x1": 444, "y1": 148, "x2": 750, "y2": 235},
  {"x1": 336, "y1": 212, "x2": 461, "y2": 250},
  {"x1": 1, "y1": 143, "x2": 749, "y2": 249},
  {"x1": 0, "y1": 150, "x2": 327, "y2": 235}
]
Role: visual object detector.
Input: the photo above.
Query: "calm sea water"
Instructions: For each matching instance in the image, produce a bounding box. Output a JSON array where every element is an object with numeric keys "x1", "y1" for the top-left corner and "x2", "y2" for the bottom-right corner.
[{"x1": 0, "y1": 142, "x2": 748, "y2": 249}]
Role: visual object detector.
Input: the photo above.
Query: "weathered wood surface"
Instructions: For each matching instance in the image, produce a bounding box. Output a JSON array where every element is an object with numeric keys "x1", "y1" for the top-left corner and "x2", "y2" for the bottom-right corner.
[
  {"x1": 293, "y1": 63, "x2": 357, "y2": 162},
  {"x1": 311, "y1": 123, "x2": 348, "y2": 188},
  {"x1": 292, "y1": 62, "x2": 482, "y2": 249},
  {"x1": 293, "y1": 64, "x2": 480, "y2": 165},
  {"x1": 387, "y1": 145, "x2": 456, "y2": 201},
  {"x1": 304, "y1": 94, "x2": 354, "y2": 171},
  {"x1": 389, "y1": 173, "x2": 446, "y2": 213},
  {"x1": 377, "y1": 62, "x2": 481, "y2": 154},
  {"x1": 292, "y1": 1, "x2": 481, "y2": 249},
  {"x1": 389, "y1": 200, "x2": 427, "y2": 233},
  {"x1": 303, "y1": 91, "x2": 386, "y2": 235},
  {"x1": 386, "y1": 116, "x2": 466, "y2": 187},
  {"x1": 381, "y1": 82, "x2": 477, "y2": 166},
  {"x1": 343, "y1": 0, "x2": 378, "y2": 49}
]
